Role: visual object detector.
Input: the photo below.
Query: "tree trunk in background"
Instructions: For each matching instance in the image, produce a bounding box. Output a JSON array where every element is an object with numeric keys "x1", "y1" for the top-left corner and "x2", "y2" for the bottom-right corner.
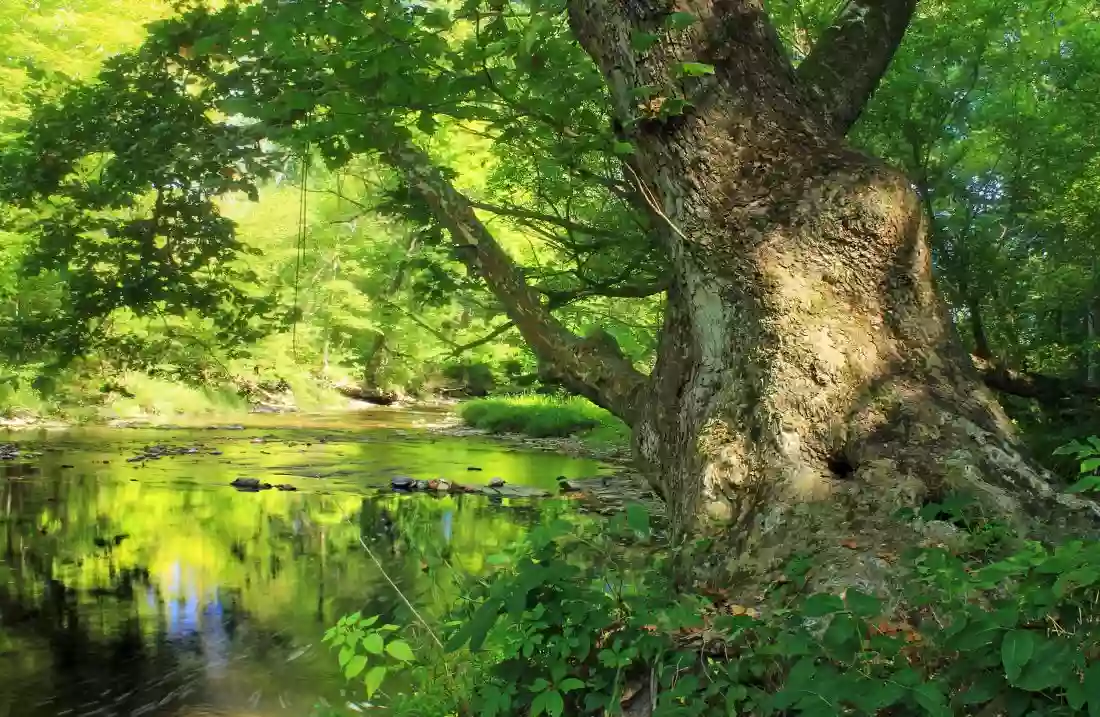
[
  {"x1": 563, "y1": 0, "x2": 1099, "y2": 586},
  {"x1": 968, "y1": 297, "x2": 992, "y2": 361},
  {"x1": 361, "y1": 333, "x2": 387, "y2": 387},
  {"x1": 1087, "y1": 305, "x2": 1097, "y2": 385},
  {"x1": 359, "y1": 232, "x2": 417, "y2": 389}
]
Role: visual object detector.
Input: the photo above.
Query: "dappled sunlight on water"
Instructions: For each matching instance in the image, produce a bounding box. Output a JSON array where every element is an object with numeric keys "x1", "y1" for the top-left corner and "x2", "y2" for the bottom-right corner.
[{"x1": 0, "y1": 409, "x2": 611, "y2": 716}]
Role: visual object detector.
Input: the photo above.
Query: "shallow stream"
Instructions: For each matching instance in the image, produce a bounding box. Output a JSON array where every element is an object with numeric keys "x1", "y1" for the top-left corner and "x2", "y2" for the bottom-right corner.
[{"x1": 0, "y1": 408, "x2": 612, "y2": 717}]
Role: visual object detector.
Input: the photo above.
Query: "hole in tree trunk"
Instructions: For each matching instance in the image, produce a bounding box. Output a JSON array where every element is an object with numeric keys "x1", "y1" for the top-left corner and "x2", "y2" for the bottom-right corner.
[{"x1": 827, "y1": 453, "x2": 855, "y2": 480}]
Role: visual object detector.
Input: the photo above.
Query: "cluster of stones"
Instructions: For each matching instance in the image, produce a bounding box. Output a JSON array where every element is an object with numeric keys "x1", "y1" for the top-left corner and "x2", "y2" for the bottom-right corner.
[{"x1": 126, "y1": 444, "x2": 222, "y2": 462}]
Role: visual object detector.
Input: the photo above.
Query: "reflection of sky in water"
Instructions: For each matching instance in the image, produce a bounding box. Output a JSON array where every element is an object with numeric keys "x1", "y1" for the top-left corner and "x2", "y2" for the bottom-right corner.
[
  {"x1": 165, "y1": 562, "x2": 203, "y2": 638},
  {"x1": 160, "y1": 561, "x2": 234, "y2": 676},
  {"x1": 202, "y1": 591, "x2": 231, "y2": 675}
]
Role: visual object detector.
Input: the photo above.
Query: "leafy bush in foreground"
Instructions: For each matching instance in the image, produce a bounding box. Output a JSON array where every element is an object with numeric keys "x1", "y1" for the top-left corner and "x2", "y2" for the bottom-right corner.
[{"x1": 326, "y1": 442, "x2": 1100, "y2": 716}]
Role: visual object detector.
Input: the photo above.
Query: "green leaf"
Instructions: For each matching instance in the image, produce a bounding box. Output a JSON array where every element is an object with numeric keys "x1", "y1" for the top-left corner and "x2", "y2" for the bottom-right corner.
[
  {"x1": 1085, "y1": 664, "x2": 1100, "y2": 717},
  {"x1": 364, "y1": 665, "x2": 387, "y2": 698},
  {"x1": 416, "y1": 111, "x2": 438, "y2": 135},
  {"x1": 338, "y1": 645, "x2": 354, "y2": 667},
  {"x1": 801, "y1": 593, "x2": 845, "y2": 617},
  {"x1": 1001, "y1": 630, "x2": 1035, "y2": 682},
  {"x1": 912, "y1": 682, "x2": 949, "y2": 717},
  {"x1": 191, "y1": 36, "x2": 219, "y2": 57},
  {"x1": 1054, "y1": 566, "x2": 1100, "y2": 595},
  {"x1": 612, "y1": 141, "x2": 635, "y2": 156},
  {"x1": 531, "y1": 689, "x2": 565, "y2": 717},
  {"x1": 822, "y1": 613, "x2": 860, "y2": 661},
  {"x1": 486, "y1": 553, "x2": 510, "y2": 565},
  {"x1": 660, "y1": 98, "x2": 692, "y2": 116},
  {"x1": 1013, "y1": 639, "x2": 1068, "y2": 692},
  {"x1": 362, "y1": 632, "x2": 384, "y2": 655},
  {"x1": 360, "y1": 615, "x2": 380, "y2": 628},
  {"x1": 1080, "y1": 456, "x2": 1100, "y2": 473},
  {"x1": 629, "y1": 31, "x2": 660, "y2": 52},
  {"x1": 843, "y1": 589, "x2": 881, "y2": 618},
  {"x1": 665, "y1": 12, "x2": 697, "y2": 30},
  {"x1": 1066, "y1": 677, "x2": 1086, "y2": 710},
  {"x1": 385, "y1": 639, "x2": 415, "y2": 662},
  {"x1": 529, "y1": 678, "x2": 551, "y2": 693},
  {"x1": 1053, "y1": 440, "x2": 1088, "y2": 456},
  {"x1": 676, "y1": 61, "x2": 716, "y2": 77},
  {"x1": 344, "y1": 654, "x2": 368, "y2": 680},
  {"x1": 559, "y1": 678, "x2": 585, "y2": 693},
  {"x1": 1067, "y1": 475, "x2": 1100, "y2": 492},
  {"x1": 951, "y1": 619, "x2": 999, "y2": 650},
  {"x1": 423, "y1": 8, "x2": 453, "y2": 29},
  {"x1": 956, "y1": 677, "x2": 998, "y2": 706}
]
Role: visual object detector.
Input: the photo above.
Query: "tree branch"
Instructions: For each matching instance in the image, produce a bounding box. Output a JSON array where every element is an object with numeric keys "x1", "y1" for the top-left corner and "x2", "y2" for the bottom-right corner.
[
  {"x1": 450, "y1": 278, "x2": 669, "y2": 358},
  {"x1": 796, "y1": 0, "x2": 918, "y2": 135},
  {"x1": 450, "y1": 321, "x2": 518, "y2": 356},
  {"x1": 973, "y1": 355, "x2": 1100, "y2": 407},
  {"x1": 468, "y1": 199, "x2": 624, "y2": 240},
  {"x1": 380, "y1": 137, "x2": 648, "y2": 424}
]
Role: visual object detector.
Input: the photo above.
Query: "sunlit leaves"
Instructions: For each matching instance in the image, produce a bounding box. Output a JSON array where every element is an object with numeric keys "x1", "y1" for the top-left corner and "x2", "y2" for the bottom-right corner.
[
  {"x1": 364, "y1": 665, "x2": 387, "y2": 698},
  {"x1": 384, "y1": 639, "x2": 415, "y2": 662}
]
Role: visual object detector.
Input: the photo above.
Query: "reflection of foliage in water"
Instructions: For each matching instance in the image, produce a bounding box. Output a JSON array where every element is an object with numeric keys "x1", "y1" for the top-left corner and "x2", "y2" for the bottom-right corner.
[{"x1": 0, "y1": 423, "x2": 598, "y2": 716}]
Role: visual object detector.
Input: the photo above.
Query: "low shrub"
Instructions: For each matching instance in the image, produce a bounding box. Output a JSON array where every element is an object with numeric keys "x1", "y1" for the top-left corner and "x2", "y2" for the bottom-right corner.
[
  {"x1": 458, "y1": 394, "x2": 629, "y2": 443},
  {"x1": 326, "y1": 479, "x2": 1100, "y2": 716}
]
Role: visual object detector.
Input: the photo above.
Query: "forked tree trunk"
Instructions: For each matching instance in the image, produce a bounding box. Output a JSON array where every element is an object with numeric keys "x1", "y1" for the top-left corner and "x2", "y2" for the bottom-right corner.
[
  {"x1": 559, "y1": 0, "x2": 1100, "y2": 584},
  {"x1": 375, "y1": 0, "x2": 1100, "y2": 590},
  {"x1": 632, "y1": 141, "x2": 1077, "y2": 569}
]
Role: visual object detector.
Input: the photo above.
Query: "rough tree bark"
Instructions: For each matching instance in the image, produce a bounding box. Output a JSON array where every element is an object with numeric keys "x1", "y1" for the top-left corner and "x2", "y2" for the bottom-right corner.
[
  {"x1": 362, "y1": 0, "x2": 1100, "y2": 595},
  {"x1": 552, "y1": 0, "x2": 1100, "y2": 585}
]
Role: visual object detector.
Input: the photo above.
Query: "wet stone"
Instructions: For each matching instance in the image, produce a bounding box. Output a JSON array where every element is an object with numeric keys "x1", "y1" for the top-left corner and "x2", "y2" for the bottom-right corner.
[{"x1": 230, "y1": 478, "x2": 272, "y2": 491}]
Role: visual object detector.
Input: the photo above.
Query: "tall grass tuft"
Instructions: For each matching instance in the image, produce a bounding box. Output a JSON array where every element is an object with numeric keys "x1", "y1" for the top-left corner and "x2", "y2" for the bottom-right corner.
[{"x1": 457, "y1": 394, "x2": 629, "y2": 445}]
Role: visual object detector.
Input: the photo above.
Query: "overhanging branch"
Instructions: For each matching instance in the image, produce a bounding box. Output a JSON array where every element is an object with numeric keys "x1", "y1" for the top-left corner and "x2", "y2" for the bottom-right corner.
[
  {"x1": 974, "y1": 356, "x2": 1100, "y2": 408},
  {"x1": 450, "y1": 278, "x2": 669, "y2": 357},
  {"x1": 796, "y1": 0, "x2": 918, "y2": 135},
  {"x1": 380, "y1": 136, "x2": 648, "y2": 424},
  {"x1": 450, "y1": 321, "x2": 518, "y2": 356},
  {"x1": 468, "y1": 199, "x2": 623, "y2": 240}
]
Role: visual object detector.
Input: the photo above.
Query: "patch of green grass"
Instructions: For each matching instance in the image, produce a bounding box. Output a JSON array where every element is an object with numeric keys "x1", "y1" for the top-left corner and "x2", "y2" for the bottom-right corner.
[
  {"x1": 458, "y1": 394, "x2": 629, "y2": 446},
  {"x1": 100, "y1": 372, "x2": 250, "y2": 419}
]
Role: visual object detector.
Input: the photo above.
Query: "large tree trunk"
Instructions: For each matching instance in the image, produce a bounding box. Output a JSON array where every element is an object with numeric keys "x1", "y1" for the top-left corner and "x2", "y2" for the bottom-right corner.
[
  {"x1": 361, "y1": 0, "x2": 1100, "y2": 595},
  {"x1": 561, "y1": 0, "x2": 1099, "y2": 585}
]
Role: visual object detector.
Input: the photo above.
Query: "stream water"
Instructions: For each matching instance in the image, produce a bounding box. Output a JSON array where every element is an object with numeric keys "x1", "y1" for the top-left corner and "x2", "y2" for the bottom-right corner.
[{"x1": 0, "y1": 408, "x2": 612, "y2": 717}]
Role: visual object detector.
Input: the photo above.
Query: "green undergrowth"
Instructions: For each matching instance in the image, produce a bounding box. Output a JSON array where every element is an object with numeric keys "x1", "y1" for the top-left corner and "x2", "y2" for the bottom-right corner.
[
  {"x1": 320, "y1": 443, "x2": 1100, "y2": 717},
  {"x1": 457, "y1": 394, "x2": 630, "y2": 446},
  {"x1": 97, "y1": 372, "x2": 251, "y2": 420},
  {"x1": 0, "y1": 366, "x2": 347, "y2": 424}
]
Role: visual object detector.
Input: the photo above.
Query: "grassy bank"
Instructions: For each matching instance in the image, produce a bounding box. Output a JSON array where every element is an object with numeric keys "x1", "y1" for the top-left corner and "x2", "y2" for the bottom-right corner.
[
  {"x1": 0, "y1": 370, "x2": 350, "y2": 425},
  {"x1": 457, "y1": 394, "x2": 630, "y2": 447}
]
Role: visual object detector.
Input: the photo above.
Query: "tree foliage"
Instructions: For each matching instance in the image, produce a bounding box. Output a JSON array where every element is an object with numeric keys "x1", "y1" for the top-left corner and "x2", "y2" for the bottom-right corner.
[{"x1": 0, "y1": 0, "x2": 1097, "y2": 456}]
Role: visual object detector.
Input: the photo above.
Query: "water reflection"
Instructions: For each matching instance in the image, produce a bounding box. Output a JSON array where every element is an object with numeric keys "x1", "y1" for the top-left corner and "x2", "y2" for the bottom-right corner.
[{"x1": 0, "y1": 411, "x2": 607, "y2": 716}]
